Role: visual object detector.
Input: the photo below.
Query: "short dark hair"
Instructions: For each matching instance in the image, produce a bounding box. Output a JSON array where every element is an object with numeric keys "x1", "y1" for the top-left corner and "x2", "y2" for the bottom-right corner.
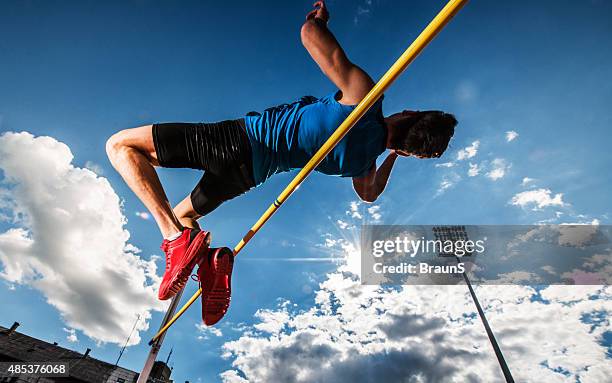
[{"x1": 389, "y1": 111, "x2": 457, "y2": 158}]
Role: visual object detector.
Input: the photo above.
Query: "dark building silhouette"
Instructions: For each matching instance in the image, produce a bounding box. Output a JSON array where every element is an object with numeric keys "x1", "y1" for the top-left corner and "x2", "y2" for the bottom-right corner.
[{"x1": 0, "y1": 323, "x2": 173, "y2": 383}]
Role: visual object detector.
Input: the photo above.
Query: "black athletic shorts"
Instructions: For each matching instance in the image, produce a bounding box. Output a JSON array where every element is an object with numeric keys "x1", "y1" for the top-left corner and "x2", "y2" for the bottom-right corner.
[{"x1": 152, "y1": 119, "x2": 255, "y2": 216}]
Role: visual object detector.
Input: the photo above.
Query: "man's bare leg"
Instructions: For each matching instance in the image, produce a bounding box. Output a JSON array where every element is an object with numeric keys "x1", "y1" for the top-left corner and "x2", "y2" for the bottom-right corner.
[
  {"x1": 106, "y1": 125, "x2": 183, "y2": 238},
  {"x1": 174, "y1": 195, "x2": 202, "y2": 230}
]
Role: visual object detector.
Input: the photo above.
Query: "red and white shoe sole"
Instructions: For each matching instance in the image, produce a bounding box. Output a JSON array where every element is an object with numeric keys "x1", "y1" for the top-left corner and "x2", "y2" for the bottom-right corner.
[{"x1": 201, "y1": 247, "x2": 234, "y2": 326}]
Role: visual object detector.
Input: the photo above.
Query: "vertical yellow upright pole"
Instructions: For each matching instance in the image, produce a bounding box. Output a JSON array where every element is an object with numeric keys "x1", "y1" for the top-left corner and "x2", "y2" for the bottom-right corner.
[{"x1": 149, "y1": 0, "x2": 468, "y2": 345}]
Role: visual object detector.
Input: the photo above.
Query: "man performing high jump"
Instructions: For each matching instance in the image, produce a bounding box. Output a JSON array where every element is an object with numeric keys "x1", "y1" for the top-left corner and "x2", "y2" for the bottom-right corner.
[{"x1": 106, "y1": 1, "x2": 457, "y2": 326}]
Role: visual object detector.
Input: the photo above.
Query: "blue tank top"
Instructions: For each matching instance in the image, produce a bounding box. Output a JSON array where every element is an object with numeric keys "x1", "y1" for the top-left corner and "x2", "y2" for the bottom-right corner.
[{"x1": 244, "y1": 92, "x2": 387, "y2": 185}]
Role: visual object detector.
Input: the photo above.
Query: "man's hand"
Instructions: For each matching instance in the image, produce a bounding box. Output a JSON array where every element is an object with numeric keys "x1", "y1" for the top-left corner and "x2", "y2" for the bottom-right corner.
[
  {"x1": 306, "y1": 1, "x2": 329, "y2": 23},
  {"x1": 301, "y1": 0, "x2": 373, "y2": 104}
]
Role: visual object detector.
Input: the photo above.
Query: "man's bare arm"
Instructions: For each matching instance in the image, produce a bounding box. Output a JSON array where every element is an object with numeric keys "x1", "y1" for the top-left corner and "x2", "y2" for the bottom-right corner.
[
  {"x1": 301, "y1": 1, "x2": 374, "y2": 105},
  {"x1": 352, "y1": 152, "x2": 399, "y2": 203}
]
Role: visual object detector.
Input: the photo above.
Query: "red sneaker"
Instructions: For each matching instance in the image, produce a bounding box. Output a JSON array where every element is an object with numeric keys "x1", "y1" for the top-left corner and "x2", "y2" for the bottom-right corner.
[
  {"x1": 198, "y1": 247, "x2": 234, "y2": 326},
  {"x1": 158, "y1": 228, "x2": 211, "y2": 301}
]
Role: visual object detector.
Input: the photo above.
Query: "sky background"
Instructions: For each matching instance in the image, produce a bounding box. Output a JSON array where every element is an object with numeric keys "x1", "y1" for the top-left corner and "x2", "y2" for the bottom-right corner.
[{"x1": 0, "y1": 0, "x2": 611, "y2": 382}]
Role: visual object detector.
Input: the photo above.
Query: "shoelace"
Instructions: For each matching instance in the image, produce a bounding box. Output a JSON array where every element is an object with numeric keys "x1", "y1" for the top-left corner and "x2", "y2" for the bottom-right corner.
[
  {"x1": 161, "y1": 241, "x2": 171, "y2": 271},
  {"x1": 160, "y1": 240, "x2": 170, "y2": 252},
  {"x1": 190, "y1": 274, "x2": 202, "y2": 290}
]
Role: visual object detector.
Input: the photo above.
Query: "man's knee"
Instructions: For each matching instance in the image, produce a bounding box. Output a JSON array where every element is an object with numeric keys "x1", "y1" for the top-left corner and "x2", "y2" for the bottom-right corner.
[
  {"x1": 105, "y1": 125, "x2": 155, "y2": 164},
  {"x1": 105, "y1": 131, "x2": 127, "y2": 162}
]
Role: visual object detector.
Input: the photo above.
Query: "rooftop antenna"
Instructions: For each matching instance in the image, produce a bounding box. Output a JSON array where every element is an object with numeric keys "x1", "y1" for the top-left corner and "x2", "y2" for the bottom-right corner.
[
  {"x1": 165, "y1": 347, "x2": 173, "y2": 365},
  {"x1": 115, "y1": 314, "x2": 140, "y2": 366},
  {"x1": 433, "y1": 226, "x2": 515, "y2": 383}
]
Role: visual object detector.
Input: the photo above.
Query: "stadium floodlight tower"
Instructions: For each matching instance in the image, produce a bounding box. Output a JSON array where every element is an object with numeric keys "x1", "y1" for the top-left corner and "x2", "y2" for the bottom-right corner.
[{"x1": 432, "y1": 226, "x2": 515, "y2": 383}]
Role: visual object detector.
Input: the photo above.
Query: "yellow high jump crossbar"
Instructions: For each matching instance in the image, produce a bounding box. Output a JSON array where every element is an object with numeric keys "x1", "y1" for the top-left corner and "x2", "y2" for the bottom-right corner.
[{"x1": 149, "y1": 0, "x2": 468, "y2": 345}]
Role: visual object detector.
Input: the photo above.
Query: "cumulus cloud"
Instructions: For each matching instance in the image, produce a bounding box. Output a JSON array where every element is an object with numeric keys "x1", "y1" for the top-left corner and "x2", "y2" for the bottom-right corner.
[
  {"x1": 509, "y1": 224, "x2": 602, "y2": 251},
  {"x1": 253, "y1": 306, "x2": 291, "y2": 335},
  {"x1": 344, "y1": 202, "x2": 382, "y2": 223},
  {"x1": 196, "y1": 322, "x2": 223, "y2": 340},
  {"x1": 0, "y1": 131, "x2": 165, "y2": 345},
  {"x1": 220, "y1": 211, "x2": 612, "y2": 382},
  {"x1": 63, "y1": 327, "x2": 78, "y2": 343},
  {"x1": 468, "y1": 162, "x2": 480, "y2": 177},
  {"x1": 522, "y1": 177, "x2": 535, "y2": 186},
  {"x1": 488, "y1": 271, "x2": 543, "y2": 284},
  {"x1": 435, "y1": 162, "x2": 455, "y2": 168},
  {"x1": 510, "y1": 188, "x2": 566, "y2": 210},
  {"x1": 486, "y1": 158, "x2": 510, "y2": 181},
  {"x1": 456, "y1": 140, "x2": 480, "y2": 161},
  {"x1": 505, "y1": 131, "x2": 519, "y2": 142},
  {"x1": 84, "y1": 161, "x2": 104, "y2": 175}
]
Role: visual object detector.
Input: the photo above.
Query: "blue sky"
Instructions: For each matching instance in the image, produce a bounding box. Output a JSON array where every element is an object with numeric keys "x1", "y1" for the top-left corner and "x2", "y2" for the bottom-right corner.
[{"x1": 1, "y1": 1, "x2": 611, "y2": 382}]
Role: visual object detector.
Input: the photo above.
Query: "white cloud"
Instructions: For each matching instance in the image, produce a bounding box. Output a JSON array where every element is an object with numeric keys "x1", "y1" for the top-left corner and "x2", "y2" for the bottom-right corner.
[
  {"x1": 456, "y1": 140, "x2": 480, "y2": 161},
  {"x1": 467, "y1": 162, "x2": 480, "y2": 177},
  {"x1": 438, "y1": 180, "x2": 454, "y2": 193},
  {"x1": 253, "y1": 307, "x2": 290, "y2": 335},
  {"x1": 336, "y1": 220, "x2": 351, "y2": 230},
  {"x1": 0, "y1": 131, "x2": 165, "y2": 345},
  {"x1": 63, "y1": 327, "x2": 78, "y2": 343},
  {"x1": 367, "y1": 205, "x2": 381, "y2": 222},
  {"x1": 435, "y1": 162, "x2": 455, "y2": 168},
  {"x1": 505, "y1": 131, "x2": 519, "y2": 142},
  {"x1": 322, "y1": 237, "x2": 339, "y2": 248},
  {"x1": 347, "y1": 201, "x2": 362, "y2": 219},
  {"x1": 505, "y1": 225, "x2": 601, "y2": 261},
  {"x1": 488, "y1": 271, "x2": 542, "y2": 284},
  {"x1": 510, "y1": 188, "x2": 566, "y2": 210},
  {"x1": 436, "y1": 173, "x2": 461, "y2": 196},
  {"x1": 557, "y1": 224, "x2": 600, "y2": 247},
  {"x1": 522, "y1": 177, "x2": 535, "y2": 186},
  {"x1": 486, "y1": 158, "x2": 510, "y2": 181},
  {"x1": 135, "y1": 211, "x2": 151, "y2": 220},
  {"x1": 220, "y1": 219, "x2": 612, "y2": 382},
  {"x1": 84, "y1": 161, "x2": 104, "y2": 175},
  {"x1": 196, "y1": 323, "x2": 223, "y2": 340}
]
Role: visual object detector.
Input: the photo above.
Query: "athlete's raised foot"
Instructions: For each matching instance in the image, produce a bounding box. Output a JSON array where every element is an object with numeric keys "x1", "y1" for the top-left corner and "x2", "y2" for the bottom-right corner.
[
  {"x1": 198, "y1": 247, "x2": 234, "y2": 326},
  {"x1": 158, "y1": 228, "x2": 212, "y2": 301}
]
